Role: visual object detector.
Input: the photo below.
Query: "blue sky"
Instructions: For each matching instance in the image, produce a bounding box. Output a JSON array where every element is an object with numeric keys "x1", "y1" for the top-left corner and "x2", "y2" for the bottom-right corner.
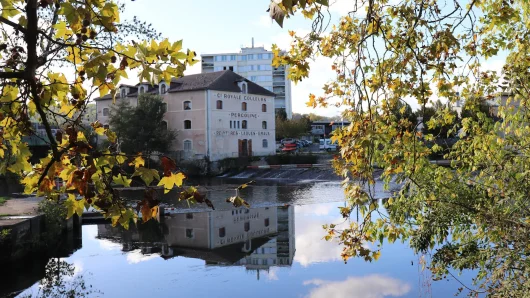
[
  {"x1": 119, "y1": 1, "x2": 507, "y2": 116},
  {"x1": 120, "y1": 0, "x2": 351, "y2": 117}
]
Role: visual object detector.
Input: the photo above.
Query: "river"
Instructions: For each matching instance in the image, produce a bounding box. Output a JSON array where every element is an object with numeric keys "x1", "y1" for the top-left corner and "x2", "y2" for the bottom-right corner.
[{"x1": 7, "y1": 179, "x2": 480, "y2": 298}]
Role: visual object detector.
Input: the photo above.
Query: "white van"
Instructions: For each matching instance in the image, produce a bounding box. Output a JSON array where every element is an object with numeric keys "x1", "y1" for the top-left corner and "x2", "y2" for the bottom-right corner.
[{"x1": 319, "y1": 139, "x2": 338, "y2": 151}]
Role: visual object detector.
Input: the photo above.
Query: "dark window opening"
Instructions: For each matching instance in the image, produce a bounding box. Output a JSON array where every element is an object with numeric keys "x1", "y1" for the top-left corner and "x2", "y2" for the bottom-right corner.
[{"x1": 186, "y1": 229, "x2": 193, "y2": 238}]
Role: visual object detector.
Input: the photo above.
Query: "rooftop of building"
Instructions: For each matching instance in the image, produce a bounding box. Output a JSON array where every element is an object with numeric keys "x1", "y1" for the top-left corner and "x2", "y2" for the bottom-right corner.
[
  {"x1": 311, "y1": 120, "x2": 351, "y2": 125},
  {"x1": 94, "y1": 70, "x2": 275, "y2": 101}
]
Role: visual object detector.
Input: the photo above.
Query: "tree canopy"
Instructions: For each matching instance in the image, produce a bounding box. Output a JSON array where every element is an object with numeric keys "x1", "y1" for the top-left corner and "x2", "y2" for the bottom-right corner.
[
  {"x1": 270, "y1": 0, "x2": 530, "y2": 296},
  {"x1": 275, "y1": 115, "x2": 311, "y2": 140},
  {"x1": 0, "y1": 0, "x2": 249, "y2": 227},
  {"x1": 109, "y1": 94, "x2": 176, "y2": 155}
]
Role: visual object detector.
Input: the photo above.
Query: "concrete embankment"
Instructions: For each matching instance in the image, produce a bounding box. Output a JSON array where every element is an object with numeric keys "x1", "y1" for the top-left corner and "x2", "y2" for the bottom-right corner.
[
  {"x1": 0, "y1": 197, "x2": 82, "y2": 264},
  {"x1": 221, "y1": 164, "x2": 342, "y2": 182}
]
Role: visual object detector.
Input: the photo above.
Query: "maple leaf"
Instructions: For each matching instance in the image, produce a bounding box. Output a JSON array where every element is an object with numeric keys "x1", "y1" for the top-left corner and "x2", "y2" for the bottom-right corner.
[
  {"x1": 129, "y1": 155, "x2": 145, "y2": 168},
  {"x1": 158, "y1": 172, "x2": 185, "y2": 193},
  {"x1": 132, "y1": 167, "x2": 160, "y2": 186},
  {"x1": 160, "y1": 156, "x2": 176, "y2": 177}
]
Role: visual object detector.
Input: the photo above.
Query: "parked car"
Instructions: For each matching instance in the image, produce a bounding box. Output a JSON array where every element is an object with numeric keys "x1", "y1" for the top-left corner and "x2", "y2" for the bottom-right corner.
[
  {"x1": 319, "y1": 139, "x2": 338, "y2": 151},
  {"x1": 281, "y1": 138, "x2": 295, "y2": 145}
]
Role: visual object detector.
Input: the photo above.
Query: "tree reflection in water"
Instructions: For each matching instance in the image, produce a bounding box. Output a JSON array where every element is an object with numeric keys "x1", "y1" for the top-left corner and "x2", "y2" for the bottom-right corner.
[{"x1": 20, "y1": 258, "x2": 101, "y2": 298}]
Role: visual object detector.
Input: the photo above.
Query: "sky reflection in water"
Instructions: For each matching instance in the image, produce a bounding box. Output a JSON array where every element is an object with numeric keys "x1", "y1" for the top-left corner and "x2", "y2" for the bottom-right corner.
[{"x1": 17, "y1": 182, "x2": 478, "y2": 298}]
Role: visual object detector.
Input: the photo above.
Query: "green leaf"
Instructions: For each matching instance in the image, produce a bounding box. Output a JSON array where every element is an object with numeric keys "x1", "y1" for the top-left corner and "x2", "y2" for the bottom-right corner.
[{"x1": 132, "y1": 167, "x2": 160, "y2": 186}]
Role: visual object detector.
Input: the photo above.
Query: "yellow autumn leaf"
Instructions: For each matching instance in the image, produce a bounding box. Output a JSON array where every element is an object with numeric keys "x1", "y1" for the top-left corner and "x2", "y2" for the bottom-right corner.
[
  {"x1": 158, "y1": 172, "x2": 185, "y2": 193},
  {"x1": 113, "y1": 174, "x2": 131, "y2": 187},
  {"x1": 129, "y1": 155, "x2": 145, "y2": 168}
]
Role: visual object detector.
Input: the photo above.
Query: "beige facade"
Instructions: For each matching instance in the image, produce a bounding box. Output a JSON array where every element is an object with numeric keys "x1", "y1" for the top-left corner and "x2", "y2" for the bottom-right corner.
[{"x1": 95, "y1": 73, "x2": 276, "y2": 161}]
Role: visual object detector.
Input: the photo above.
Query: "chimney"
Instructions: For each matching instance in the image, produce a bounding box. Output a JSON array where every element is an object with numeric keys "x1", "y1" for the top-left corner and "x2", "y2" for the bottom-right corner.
[{"x1": 252, "y1": 37, "x2": 254, "y2": 48}]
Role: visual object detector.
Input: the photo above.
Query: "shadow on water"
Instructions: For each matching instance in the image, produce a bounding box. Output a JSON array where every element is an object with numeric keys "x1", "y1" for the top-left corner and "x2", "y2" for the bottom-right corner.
[{"x1": 1, "y1": 225, "x2": 84, "y2": 298}]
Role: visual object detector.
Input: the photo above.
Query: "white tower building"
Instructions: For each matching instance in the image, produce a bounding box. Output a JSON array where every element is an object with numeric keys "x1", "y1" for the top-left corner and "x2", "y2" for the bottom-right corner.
[{"x1": 201, "y1": 39, "x2": 293, "y2": 119}]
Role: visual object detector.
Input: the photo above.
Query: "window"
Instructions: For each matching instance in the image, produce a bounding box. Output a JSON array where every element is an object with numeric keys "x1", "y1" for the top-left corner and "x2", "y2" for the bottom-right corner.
[
  {"x1": 230, "y1": 55, "x2": 236, "y2": 61},
  {"x1": 237, "y1": 121, "x2": 240, "y2": 129},
  {"x1": 120, "y1": 89, "x2": 126, "y2": 98},
  {"x1": 222, "y1": 55, "x2": 227, "y2": 61},
  {"x1": 239, "y1": 55, "x2": 247, "y2": 61},
  {"x1": 262, "y1": 121, "x2": 267, "y2": 129},
  {"x1": 183, "y1": 101, "x2": 191, "y2": 110},
  {"x1": 103, "y1": 108, "x2": 109, "y2": 116},
  {"x1": 216, "y1": 100, "x2": 223, "y2": 109},
  {"x1": 230, "y1": 121, "x2": 232, "y2": 129},
  {"x1": 184, "y1": 140, "x2": 192, "y2": 151},
  {"x1": 244, "y1": 222, "x2": 250, "y2": 232},
  {"x1": 262, "y1": 104, "x2": 267, "y2": 112},
  {"x1": 229, "y1": 66, "x2": 234, "y2": 71},
  {"x1": 219, "y1": 227, "x2": 226, "y2": 238},
  {"x1": 186, "y1": 213, "x2": 193, "y2": 219},
  {"x1": 241, "y1": 83, "x2": 247, "y2": 94},
  {"x1": 139, "y1": 86, "x2": 145, "y2": 94},
  {"x1": 184, "y1": 120, "x2": 191, "y2": 129},
  {"x1": 257, "y1": 64, "x2": 271, "y2": 71},
  {"x1": 242, "y1": 102, "x2": 247, "y2": 111},
  {"x1": 257, "y1": 54, "x2": 263, "y2": 59},
  {"x1": 160, "y1": 84, "x2": 166, "y2": 94},
  {"x1": 242, "y1": 120, "x2": 247, "y2": 129},
  {"x1": 161, "y1": 103, "x2": 167, "y2": 113},
  {"x1": 264, "y1": 218, "x2": 270, "y2": 227},
  {"x1": 247, "y1": 54, "x2": 254, "y2": 60},
  {"x1": 262, "y1": 139, "x2": 268, "y2": 148},
  {"x1": 161, "y1": 121, "x2": 168, "y2": 131},
  {"x1": 186, "y1": 229, "x2": 194, "y2": 239}
]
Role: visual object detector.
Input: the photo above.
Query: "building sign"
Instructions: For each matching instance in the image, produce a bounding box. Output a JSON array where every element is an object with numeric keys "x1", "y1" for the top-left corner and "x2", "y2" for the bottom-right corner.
[
  {"x1": 231, "y1": 112, "x2": 258, "y2": 118},
  {"x1": 216, "y1": 92, "x2": 268, "y2": 102},
  {"x1": 214, "y1": 131, "x2": 271, "y2": 137}
]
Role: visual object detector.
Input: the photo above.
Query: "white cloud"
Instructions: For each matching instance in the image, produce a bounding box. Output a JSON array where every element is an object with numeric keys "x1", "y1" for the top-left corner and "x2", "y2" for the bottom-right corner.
[
  {"x1": 126, "y1": 250, "x2": 159, "y2": 264},
  {"x1": 328, "y1": 0, "x2": 367, "y2": 16},
  {"x1": 294, "y1": 213, "x2": 344, "y2": 266},
  {"x1": 255, "y1": 14, "x2": 274, "y2": 28},
  {"x1": 304, "y1": 275, "x2": 411, "y2": 298},
  {"x1": 98, "y1": 239, "x2": 122, "y2": 251},
  {"x1": 264, "y1": 267, "x2": 280, "y2": 281}
]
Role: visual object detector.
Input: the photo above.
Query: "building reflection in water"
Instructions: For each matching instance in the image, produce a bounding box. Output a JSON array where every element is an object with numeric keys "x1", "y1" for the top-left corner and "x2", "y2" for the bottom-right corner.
[{"x1": 97, "y1": 206, "x2": 295, "y2": 274}]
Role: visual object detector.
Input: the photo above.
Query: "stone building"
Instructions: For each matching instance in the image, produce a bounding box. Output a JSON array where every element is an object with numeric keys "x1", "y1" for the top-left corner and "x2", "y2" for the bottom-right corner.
[{"x1": 95, "y1": 70, "x2": 276, "y2": 162}]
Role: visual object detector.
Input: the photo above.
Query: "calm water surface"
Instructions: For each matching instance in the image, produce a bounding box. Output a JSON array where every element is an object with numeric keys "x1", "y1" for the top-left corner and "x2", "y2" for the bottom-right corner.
[{"x1": 13, "y1": 180, "x2": 479, "y2": 298}]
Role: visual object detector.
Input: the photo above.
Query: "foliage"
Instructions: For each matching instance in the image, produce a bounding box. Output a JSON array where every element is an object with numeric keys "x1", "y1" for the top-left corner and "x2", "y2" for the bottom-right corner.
[
  {"x1": 109, "y1": 94, "x2": 176, "y2": 155},
  {"x1": 271, "y1": 0, "x2": 530, "y2": 296},
  {"x1": 20, "y1": 258, "x2": 101, "y2": 298},
  {"x1": 415, "y1": 100, "x2": 460, "y2": 138},
  {"x1": 0, "y1": 196, "x2": 9, "y2": 206},
  {"x1": 0, "y1": 0, "x2": 248, "y2": 228},
  {"x1": 275, "y1": 115, "x2": 311, "y2": 140},
  {"x1": 275, "y1": 107, "x2": 287, "y2": 121},
  {"x1": 37, "y1": 199, "x2": 67, "y2": 243}
]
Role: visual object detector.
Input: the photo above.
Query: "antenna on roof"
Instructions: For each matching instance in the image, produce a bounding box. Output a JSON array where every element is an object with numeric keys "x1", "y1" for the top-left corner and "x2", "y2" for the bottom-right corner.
[{"x1": 252, "y1": 37, "x2": 254, "y2": 48}]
